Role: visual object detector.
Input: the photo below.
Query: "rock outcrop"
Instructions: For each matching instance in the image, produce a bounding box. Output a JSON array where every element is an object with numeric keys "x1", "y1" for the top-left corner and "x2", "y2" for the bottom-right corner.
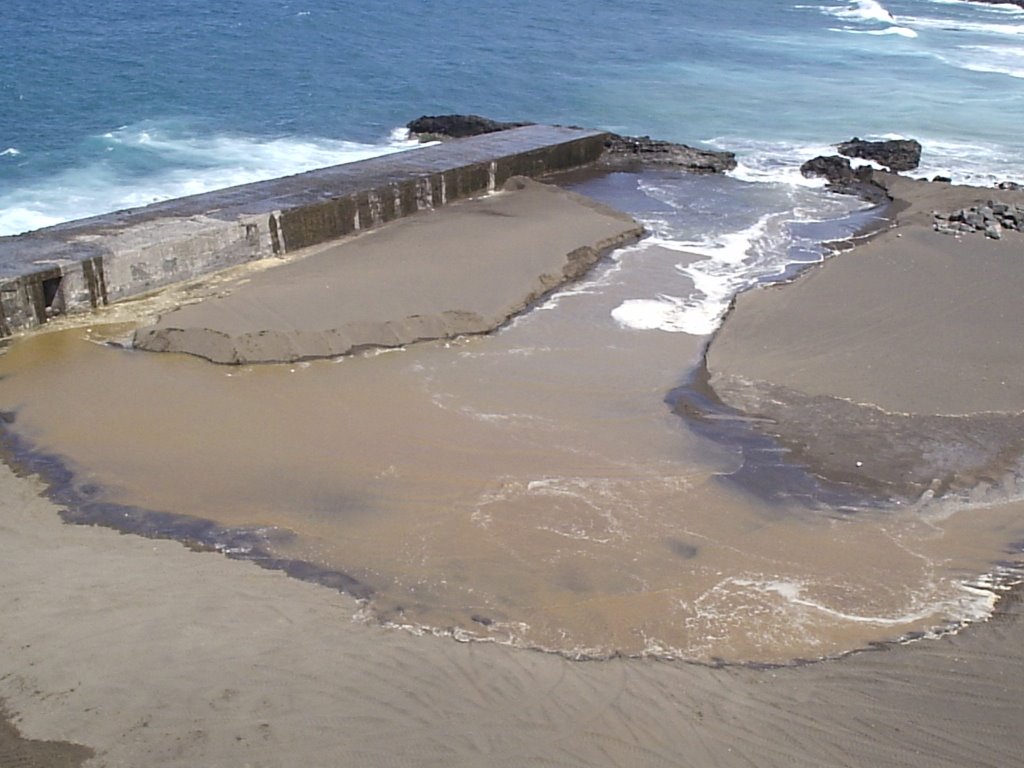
[
  {"x1": 600, "y1": 134, "x2": 737, "y2": 173},
  {"x1": 800, "y1": 155, "x2": 863, "y2": 186},
  {"x1": 800, "y1": 136, "x2": 922, "y2": 201},
  {"x1": 837, "y1": 137, "x2": 922, "y2": 172},
  {"x1": 407, "y1": 114, "x2": 533, "y2": 140},
  {"x1": 799, "y1": 155, "x2": 887, "y2": 202},
  {"x1": 406, "y1": 114, "x2": 736, "y2": 174}
]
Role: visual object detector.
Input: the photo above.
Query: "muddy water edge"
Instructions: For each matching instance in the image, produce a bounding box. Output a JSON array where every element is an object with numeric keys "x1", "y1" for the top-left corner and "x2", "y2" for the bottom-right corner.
[{"x1": 1, "y1": 171, "x2": 1023, "y2": 665}]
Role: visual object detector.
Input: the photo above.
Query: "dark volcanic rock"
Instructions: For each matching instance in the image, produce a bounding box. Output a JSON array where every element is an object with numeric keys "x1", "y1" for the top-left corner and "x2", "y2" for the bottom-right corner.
[
  {"x1": 934, "y1": 199, "x2": 1024, "y2": 238},
  {"x1": 601, "y1": 133, "x2": 736, "y2": 173},
  {"x1": 407, "y1": 114, "x2": 533, "y2": 140},
  {"x1": 837, "y1": 137, "x2": 922, "y2": 172},
  {"x1": 801, "y1": 155, "x2": 858, "y2": 185},
  {"x1": 800, "y1": 155, "x2": 886, "y2": 201},
  {"x1": 405, "y1": 114, "x2": 735, "y2": 174},
  {"x1": 969, "y1": 0, "x2": 1024, "y2": 7}
]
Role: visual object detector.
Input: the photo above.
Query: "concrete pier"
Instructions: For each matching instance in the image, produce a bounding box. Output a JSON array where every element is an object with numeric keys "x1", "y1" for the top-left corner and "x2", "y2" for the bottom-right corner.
[{"x1": 0, "y1": 126, "x2": 609, "y2": 336}]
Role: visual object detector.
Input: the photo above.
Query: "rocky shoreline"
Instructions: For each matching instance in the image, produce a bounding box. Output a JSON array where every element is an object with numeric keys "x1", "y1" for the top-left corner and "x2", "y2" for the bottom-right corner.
[{"x1": 407, "y1": 113, "x2": 737, "y2": 174}]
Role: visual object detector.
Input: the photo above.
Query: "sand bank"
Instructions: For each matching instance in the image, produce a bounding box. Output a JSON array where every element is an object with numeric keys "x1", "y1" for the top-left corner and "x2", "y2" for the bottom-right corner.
[
  {"x1": 133, "y1": 177, "x2": 642, "y2": 364},
  {"x1": 2, "y1": 458, "x2": 1023, "y2": 767},
  {"x1": 704, "y1": 174, "x2": 1024, "y2": 499}
]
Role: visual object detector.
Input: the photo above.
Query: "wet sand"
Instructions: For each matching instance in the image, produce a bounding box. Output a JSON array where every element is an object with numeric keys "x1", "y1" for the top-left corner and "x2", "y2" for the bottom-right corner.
[
  {"x1": 2, "y1": 461, "x2": 1024, "y2": 767},
  {"x1": 2, "y1": 171, "x2": 1024, "y2": 764}
]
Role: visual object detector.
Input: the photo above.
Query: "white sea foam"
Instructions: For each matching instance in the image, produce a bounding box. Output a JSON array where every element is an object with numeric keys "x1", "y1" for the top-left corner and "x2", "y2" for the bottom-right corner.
[
  {"x1": 840, "y1": 25, "x2": 919, "y2": 37},
  {"x1": 1, "y1": 147, "x2": 20, "y2": 157},
  {"x1": 909, "y1": 136, "x2": 1024, "y2": 185},
  {"x1": 710, "y1": 137, "x2": 837, "y2": 187},
  {"x1": 0, "y1": 123, "x2": 425, "y2": 236},
  {"x1": 903, "y1": 14, "x2": 1024, "y2": 36},
  {"x1": 718, "y1": 129, "x2": 1024, "y2": 192},
  {"x1": 821, "y1": 0, "x2": 896, "y2": 24},
  {"x1": 729, "y1": 577, "x2": 999, "y2": 626},
  {"x1": 934, "y1": 43, "x2": 1024, "y2": 78},
  {"x1": 606, "y1": 161, "x2": 876, "y2": 337},
  {"x1": 611, "y1": 213, "x2": 792, "y2": 336},
  {"x1": 925, "y1": 0, "x2": 1024, "y2": 11}
]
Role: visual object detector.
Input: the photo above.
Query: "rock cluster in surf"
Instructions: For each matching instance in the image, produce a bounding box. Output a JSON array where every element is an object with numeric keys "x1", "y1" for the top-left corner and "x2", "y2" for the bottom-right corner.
[
  {"x1": 836, "y1": 137, "x2": 922, "y2": 173},
  {"x1": 598, "y1": 133, "x2": 736, "y2": 173},
  {"x1": 933, "y1": 201, "x2": 1024, "y2": 239},
  {"x1": 406, "y1": 114, "x2": 532, "y2": 140},
  {"x1": 801, "y1": 137, "x2": 922, "y2": 199},
  {"x1": 406, "y1": 114, "x2": 737, "y2": 174}
]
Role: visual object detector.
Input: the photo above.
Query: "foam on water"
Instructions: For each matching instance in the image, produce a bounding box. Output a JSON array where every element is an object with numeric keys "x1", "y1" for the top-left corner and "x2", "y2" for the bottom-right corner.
[
  {"x1": 608, "y1": 172, "x2": 868, "y2": 337},
  {"x1": 728, "y1": 576, "x2": 999, "y2": 627},
  {"x1": 924, "y1": 0, "x2": 1024, "y2": 10},
  {"x1": 718, "y1": 128, "x2": 1024, "y2": 189},
  {"x1": 908, "y1": 136, "x2": 1024, "y2": 185},
  {"x1": 904, "y1": 14, "x2": 1024, "y2": 36},
  {"x1": 934, "y1": 43, "x2": 1024, "y2": 78},
  {"x1": 838, "y1": 25, "x2": 919, "y2": 36},
  {"x1": 610, "y1": 214, "x2": 787, "y2": 337},
  {"x1": 0, "y1": 122, "x2": 424, "y2": 236},
  {"x1": 709, "y1": 137, "x2": 839, "y2": 187},
  {"x1": 819, "y1": 0, "x2": 897, "y2": 23}
]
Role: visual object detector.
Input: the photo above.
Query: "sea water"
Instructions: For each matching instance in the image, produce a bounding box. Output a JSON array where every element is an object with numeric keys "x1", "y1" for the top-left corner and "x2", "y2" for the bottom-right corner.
[
  {"x1": 2, "y1": 0, "x2": 1024, "y2": 662},
  {"x1": 3, "y1": 0, "x2": 1024, "y2": 233}
]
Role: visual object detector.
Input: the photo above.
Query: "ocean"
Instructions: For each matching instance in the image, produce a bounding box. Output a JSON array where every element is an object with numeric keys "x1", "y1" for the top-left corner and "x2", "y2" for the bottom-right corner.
[
  {"x1": 3, "y1": 0, "x2": 1024, "y2": 234},
  {"x1": 3, "y1": 0, "x2": 1023, "y2": 325},
  {"x1": 2, "y1": 0, "x2": 1024, "y2": 662}
]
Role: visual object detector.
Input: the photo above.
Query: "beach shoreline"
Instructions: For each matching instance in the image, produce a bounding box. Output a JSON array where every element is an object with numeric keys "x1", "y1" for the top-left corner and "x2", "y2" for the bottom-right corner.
[
  {"x1": 3, "y1": 166, "x2": 1024, "y2": 765},
  {"x1": 702, "y1": 173, "x2": 1024, "y2": 502},
  {"x1": 2, "y1": 448, "x2": 1024, "y2": 767}
]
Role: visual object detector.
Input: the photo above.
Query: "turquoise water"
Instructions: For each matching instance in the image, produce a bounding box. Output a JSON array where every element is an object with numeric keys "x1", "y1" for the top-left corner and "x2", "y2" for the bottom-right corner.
[{"x1": 2, "y1": 0, "x2": 1023, "y2": 234}]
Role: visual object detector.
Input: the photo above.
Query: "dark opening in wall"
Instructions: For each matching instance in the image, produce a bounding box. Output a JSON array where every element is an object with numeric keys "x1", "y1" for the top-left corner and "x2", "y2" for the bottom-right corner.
[{"x1": 42, "y1": 276, "x2": 62, "y2": 314}]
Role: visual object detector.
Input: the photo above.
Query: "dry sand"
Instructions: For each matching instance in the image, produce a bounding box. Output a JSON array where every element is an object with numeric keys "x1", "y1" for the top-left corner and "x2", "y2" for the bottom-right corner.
[
  {"x1": 708, "y1": 175, "x2": 1024, "y2": 416},
  {"x1": 4, "y1": 173, "x2": 1024, "y2": 766},
  {"x1": 705, "y1": 174, "x2": 1024, "y2": 499},
  {"x1": 133, "y1": 177, "x2": 643, "y2": 364}
]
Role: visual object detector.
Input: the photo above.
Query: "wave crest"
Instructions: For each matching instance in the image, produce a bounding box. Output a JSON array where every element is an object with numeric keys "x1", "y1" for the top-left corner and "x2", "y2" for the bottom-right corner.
[{"x1": 0, "y1": 121, "x2": 423, "y2": 236}]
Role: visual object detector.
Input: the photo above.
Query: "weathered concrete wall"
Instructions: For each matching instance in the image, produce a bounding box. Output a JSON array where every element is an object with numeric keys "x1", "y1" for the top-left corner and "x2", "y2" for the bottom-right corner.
[{"x1": 0, "y1": 126, "x2": 609, "y2": 336}]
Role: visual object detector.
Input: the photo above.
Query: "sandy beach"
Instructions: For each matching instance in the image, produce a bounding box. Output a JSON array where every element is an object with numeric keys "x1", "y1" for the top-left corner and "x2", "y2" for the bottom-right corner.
[
  {"x1": 706, "y1": 174, "x2": 1024, "y2": 500},
  {"x1": 2, "y1": 172, "x2": 1024, "y2": 766}
]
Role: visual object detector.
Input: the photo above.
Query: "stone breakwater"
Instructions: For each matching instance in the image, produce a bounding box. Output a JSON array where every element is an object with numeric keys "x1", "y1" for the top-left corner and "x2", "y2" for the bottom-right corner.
[
  {"x1": 0, "y1": 126, "x2": 610, "y2": 337},
  {"x1": 406, "y1": 114, "x2": 737, "y2": 174}
]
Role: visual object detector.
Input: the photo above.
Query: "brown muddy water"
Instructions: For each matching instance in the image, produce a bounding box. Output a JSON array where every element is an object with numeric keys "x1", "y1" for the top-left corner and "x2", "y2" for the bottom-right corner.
[{"x1": 1, "y1": 172, "x2": 1022, "y2": 664}]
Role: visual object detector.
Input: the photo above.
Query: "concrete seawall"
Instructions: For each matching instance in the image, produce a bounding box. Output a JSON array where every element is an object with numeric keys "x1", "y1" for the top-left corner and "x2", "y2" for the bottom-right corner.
[{"x1": 0, "y1": 126, "x2": 608, "y2": 336}]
